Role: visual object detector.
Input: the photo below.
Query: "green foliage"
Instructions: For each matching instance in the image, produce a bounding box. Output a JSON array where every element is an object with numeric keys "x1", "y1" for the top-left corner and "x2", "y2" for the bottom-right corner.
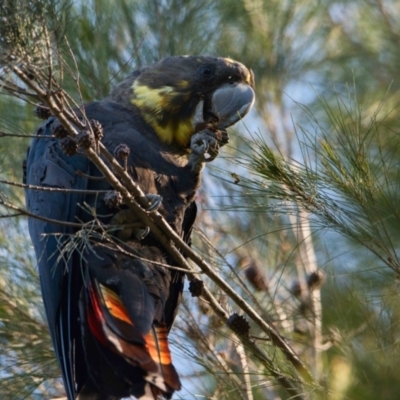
[
  {"x1": 0, "y1": 220, "x2": 59, "y2": 399},
  {"x1": 248, "y1": 89, "x2": 400, "y2": 271}
]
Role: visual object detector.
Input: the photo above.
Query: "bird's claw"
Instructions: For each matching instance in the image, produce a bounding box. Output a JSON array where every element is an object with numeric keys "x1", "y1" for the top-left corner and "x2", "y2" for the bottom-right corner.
[
  {"x1": 140, "y1": 193, "x2": 162, "y2": 212},
  {"x1": 191, "y1": 132, "x2": 219, "y2": 160},
  {"x1": 134, "y1": 226, "x2": 150, "y2": 240},
  {"x1": 208, "y1": 129, "x2": 229, "y2": 146}
]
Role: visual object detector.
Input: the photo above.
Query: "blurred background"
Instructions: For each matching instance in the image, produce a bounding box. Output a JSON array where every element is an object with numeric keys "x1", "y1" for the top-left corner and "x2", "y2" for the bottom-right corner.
[{"x1": 1, "y1": 0, "x2": 400, "y2": 399}]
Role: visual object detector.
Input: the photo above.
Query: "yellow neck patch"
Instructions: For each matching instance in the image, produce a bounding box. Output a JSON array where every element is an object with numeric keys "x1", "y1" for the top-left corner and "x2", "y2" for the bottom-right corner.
[{"x1": 131, "y1": 80, "x2": 195, "y2": 147}]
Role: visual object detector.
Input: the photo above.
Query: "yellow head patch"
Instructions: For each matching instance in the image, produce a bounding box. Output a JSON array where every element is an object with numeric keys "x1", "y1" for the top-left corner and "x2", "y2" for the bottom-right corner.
[{"x1": 131, "y1": 80, "x2": 195, "y2": 147}]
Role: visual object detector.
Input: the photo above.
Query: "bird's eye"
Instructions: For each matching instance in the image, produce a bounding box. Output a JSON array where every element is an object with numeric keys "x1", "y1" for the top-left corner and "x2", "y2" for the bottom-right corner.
[{"x1": 200, "y1": 65, "x2": 214, "y2": 79}]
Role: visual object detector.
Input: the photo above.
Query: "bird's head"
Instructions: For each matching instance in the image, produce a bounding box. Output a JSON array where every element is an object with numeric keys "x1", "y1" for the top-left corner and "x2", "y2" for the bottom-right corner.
[{"x1": 109, "y1": 56, "x2": 255, "y2": 148}]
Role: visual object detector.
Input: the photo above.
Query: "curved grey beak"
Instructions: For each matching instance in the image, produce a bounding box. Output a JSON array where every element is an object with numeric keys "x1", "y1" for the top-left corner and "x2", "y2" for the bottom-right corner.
[{"x1": 211, "y1": 83, "x2": 255, "y2": 129}]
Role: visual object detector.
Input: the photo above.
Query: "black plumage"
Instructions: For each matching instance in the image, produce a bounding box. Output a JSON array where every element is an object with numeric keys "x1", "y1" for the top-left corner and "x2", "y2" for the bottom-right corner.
[{"x1": 25, "y1": 56, "x2": 255, "y2": 399}]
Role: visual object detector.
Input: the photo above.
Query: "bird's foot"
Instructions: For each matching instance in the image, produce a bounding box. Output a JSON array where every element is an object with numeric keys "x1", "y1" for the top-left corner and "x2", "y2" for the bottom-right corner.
[
  {"x1": 188, "y1": 130, "x2": 220, "y2": 173},
  {"x1": 110, "y1": 209, "x2": 149, "y2": 241},
  {"x1": 109, "y1": 194, "x2": 161, "y2": 241}
]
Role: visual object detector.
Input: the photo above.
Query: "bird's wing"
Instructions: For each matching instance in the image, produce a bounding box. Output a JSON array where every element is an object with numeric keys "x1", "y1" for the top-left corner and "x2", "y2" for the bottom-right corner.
[{"x1": 25, "y1": 117, "x2": 90, "y2": 399}]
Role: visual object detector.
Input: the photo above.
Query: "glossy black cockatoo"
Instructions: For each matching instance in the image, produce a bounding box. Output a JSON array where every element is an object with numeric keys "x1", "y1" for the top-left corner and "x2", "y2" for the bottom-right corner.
[{"x1": 25, "y1": 56, "x2": 255, "y2": 400}]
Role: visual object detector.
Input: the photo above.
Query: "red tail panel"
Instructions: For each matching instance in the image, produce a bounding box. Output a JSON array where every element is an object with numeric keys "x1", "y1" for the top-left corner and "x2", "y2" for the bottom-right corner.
[{"x1": 86, "y1": 280, "x2": 181, "y2": 397}]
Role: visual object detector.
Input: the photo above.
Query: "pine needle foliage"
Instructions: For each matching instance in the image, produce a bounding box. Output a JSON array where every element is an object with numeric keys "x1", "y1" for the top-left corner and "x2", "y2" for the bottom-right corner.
[{"x1": 248, "y1": 88, "x2": 400, "y2": 273}]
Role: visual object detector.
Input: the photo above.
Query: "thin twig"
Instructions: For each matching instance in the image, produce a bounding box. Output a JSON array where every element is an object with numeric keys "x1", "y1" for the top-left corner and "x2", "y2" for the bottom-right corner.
[
  {"x1": 291, "y1": 210, "x2": 323, "y2": 380},
  {"x1": 0, "y1": 212, "x2": 23, "y2": 218},
  {"x1": 0, "y1": 131, "x2": 54, "y2": 138},
  {"x1": 0, "y1": 179, "x2": 109, "y2": 194},
  {"x1": 76, "y1": 170, "x2": 106, "y2": 181},
  {"x1": 0, "y1": 199, "x2": 83, "y2": 228},
  {"x1": 233, "y1": 333, "x2": 254, "y2": 400}
]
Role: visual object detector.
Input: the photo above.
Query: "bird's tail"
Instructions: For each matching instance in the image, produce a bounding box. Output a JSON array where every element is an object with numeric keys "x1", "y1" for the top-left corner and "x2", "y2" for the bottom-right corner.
[{"x1": 79, "y1": 273, "x2": 181, "y2": 400}]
